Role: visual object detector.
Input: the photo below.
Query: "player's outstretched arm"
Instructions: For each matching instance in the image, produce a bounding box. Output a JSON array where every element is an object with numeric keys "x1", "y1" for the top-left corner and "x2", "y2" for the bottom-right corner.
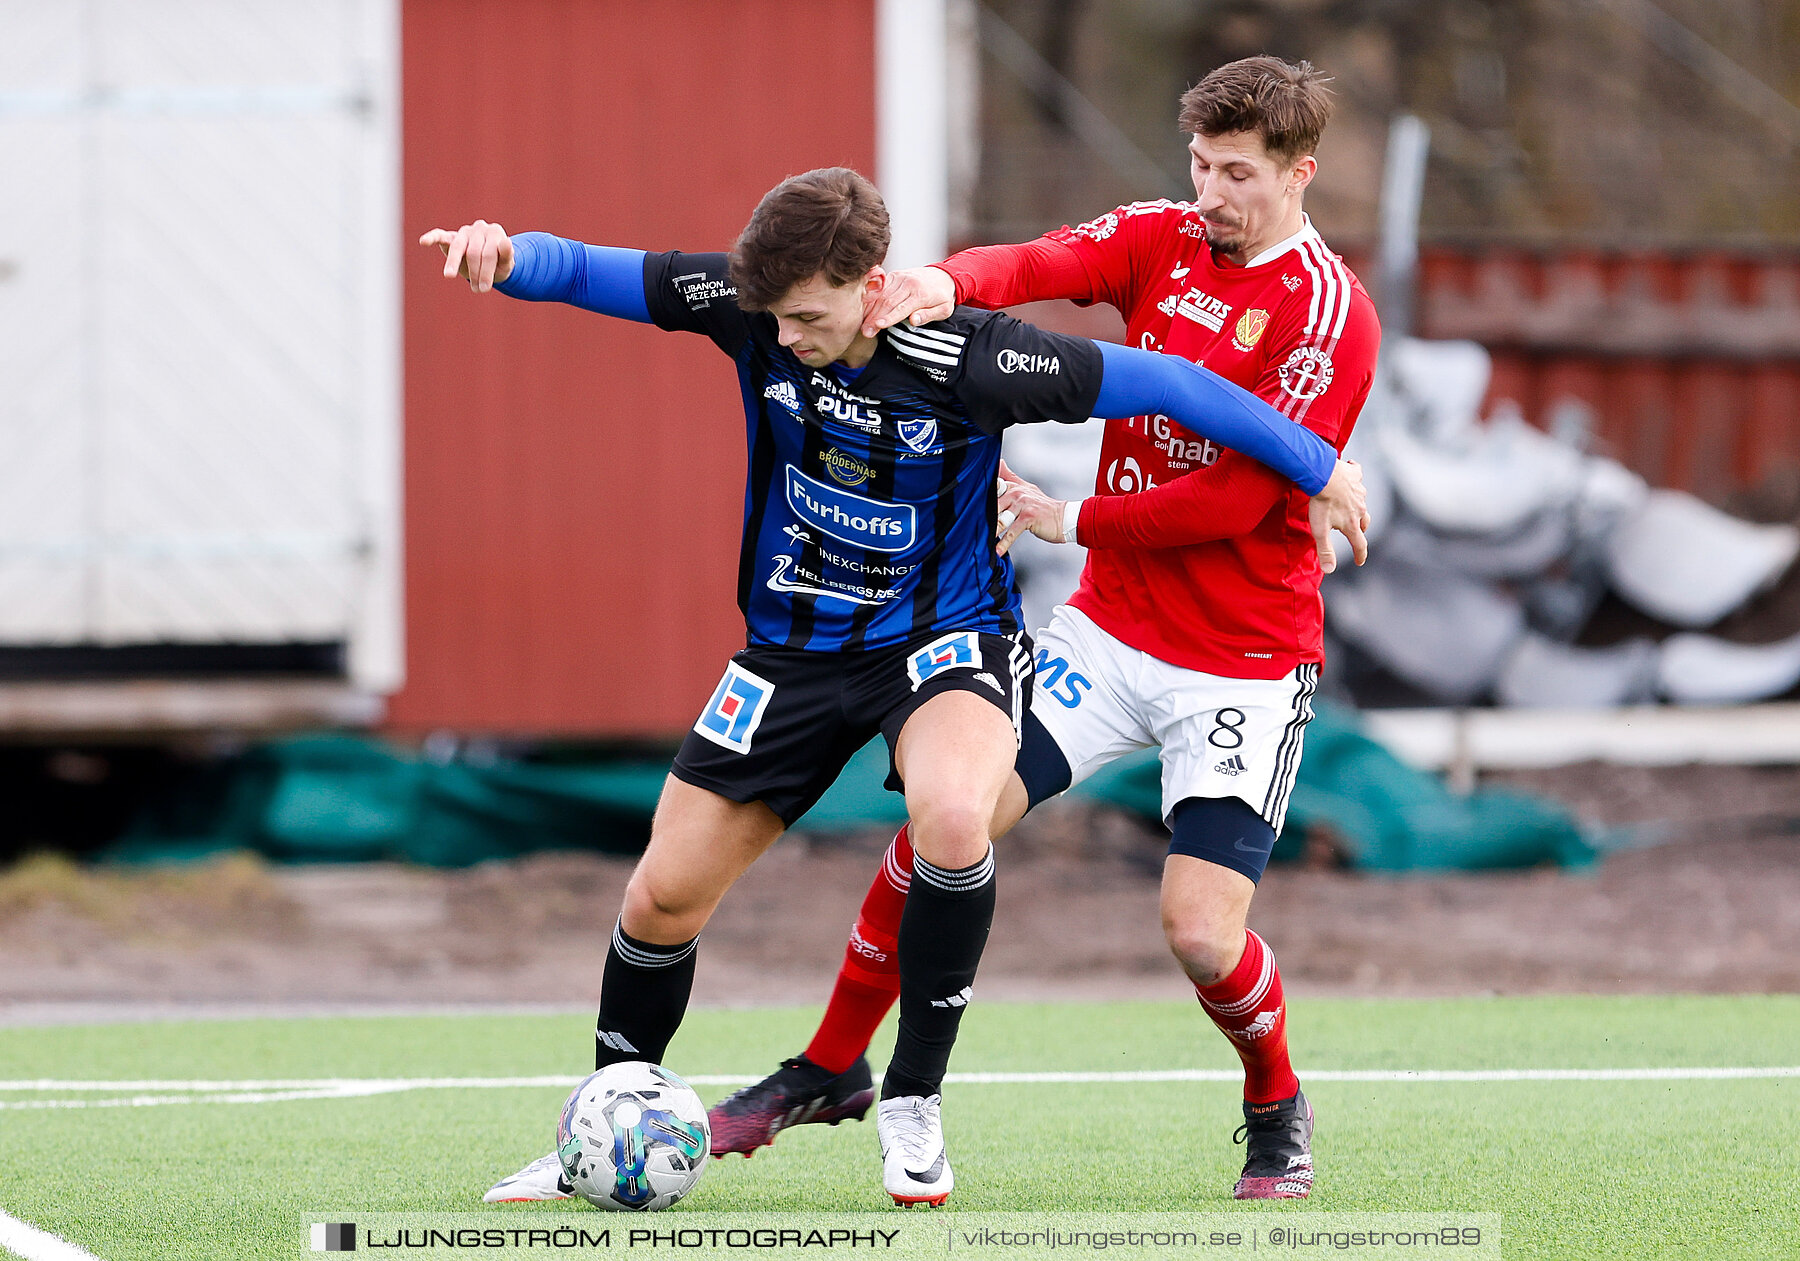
[
  {"x1": 419, "y1": 222, "x2": 652, "y2": 322},
  {"x1": 1093, "y1": 341, "x2": 1337, "y2": 493},
  {"x1": 860, "y1": 237, "x2": 1095, "y2": 336},
  {"x1": 1087, "y1": 341, "x2": 1368, "y2": 570}
]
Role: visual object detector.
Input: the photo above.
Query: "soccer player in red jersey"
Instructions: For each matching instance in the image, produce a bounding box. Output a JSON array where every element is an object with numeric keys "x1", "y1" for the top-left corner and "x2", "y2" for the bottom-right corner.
[{"x1": 710, "y1": 57, "x2": 1380, "y2": 1201}]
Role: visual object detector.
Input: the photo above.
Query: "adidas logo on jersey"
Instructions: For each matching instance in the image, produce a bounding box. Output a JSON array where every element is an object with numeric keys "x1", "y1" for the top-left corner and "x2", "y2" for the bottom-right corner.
[
  {"x1": 1214, "y1": 754, "x2": 1248, "y2": 777},
  {"x1": 930, "y1": 986, "x2": 973, "y2": 1009},
  {"x1": 763, "y1": 380, "x2": 802, "y2": 414}
]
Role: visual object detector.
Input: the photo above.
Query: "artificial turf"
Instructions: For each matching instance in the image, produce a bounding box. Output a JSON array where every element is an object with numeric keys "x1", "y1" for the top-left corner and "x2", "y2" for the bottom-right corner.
[{"x1": 0, "y1": 996, "x2": 1793, "y2": 1260}]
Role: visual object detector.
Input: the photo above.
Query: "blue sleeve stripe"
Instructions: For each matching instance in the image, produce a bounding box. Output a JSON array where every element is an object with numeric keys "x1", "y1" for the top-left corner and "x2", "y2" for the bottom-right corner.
[
  {"x1": 494, "y1": 233, "x2": 651, "y2": 323},
  {"x1": 1093, "y1": 340, "x2": 1333, "y2": 495}
]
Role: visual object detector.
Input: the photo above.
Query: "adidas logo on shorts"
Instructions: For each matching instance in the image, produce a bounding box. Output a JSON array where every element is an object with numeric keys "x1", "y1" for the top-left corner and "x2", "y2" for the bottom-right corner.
[{"x1": 1214, "y1": 754, "x2": 1248, "y2": 777}]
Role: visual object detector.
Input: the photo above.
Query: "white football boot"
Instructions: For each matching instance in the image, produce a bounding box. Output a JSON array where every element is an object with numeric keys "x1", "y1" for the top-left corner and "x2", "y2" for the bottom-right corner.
[
  {"x1": 877, "y1": 1094, "x2": 954, "y2": 1206},
  {"x1": 482, "y1": 1152, "x2": 573, "y2": 1202}
]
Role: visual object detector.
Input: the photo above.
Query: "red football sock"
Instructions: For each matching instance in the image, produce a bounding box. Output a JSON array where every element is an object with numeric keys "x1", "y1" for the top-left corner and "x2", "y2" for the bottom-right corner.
[
  {"x1": 803, "y1": 824, "x2": 912, "y2": 1074},
  {"x1": 1194, "y1": 929, "x2": 1299, "y2": 1104}
]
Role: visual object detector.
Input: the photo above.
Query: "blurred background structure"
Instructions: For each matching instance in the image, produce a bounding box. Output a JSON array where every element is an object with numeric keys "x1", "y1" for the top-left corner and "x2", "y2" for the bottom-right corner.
[{"x1": 0, "y1": 0, "x2": 1798, "y2": 867}]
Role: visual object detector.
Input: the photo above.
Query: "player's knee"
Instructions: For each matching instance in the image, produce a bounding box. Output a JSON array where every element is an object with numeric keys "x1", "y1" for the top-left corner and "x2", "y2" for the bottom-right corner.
[
  {"x1": 906, "y1": 797, "x2": 992, "y2": 867},
  {"x1": 1162, "y1": 912, "x2": 1242, "y2": 987},
  {"x1": 622, "y1": 871, "x2": 708, "y2": 939}
]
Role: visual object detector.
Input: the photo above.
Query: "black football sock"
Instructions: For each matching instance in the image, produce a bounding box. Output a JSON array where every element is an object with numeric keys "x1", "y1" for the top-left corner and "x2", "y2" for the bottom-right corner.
[
  {"x1": 882, "y1": 846, "x2": 995, "y2": 1099},
  {"x1": 594, "y1": 919, "x2": 698, "y2": 1069}
]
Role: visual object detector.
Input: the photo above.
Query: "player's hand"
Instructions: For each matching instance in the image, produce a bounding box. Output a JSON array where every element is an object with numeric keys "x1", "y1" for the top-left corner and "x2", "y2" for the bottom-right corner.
[
  {"x1": 995, "y1": 460, "x2": 1070, "y2": 557},
  {"x1": 1308, "y1": 458, "x2": 1371, "y2": 574},
  {"x1": 419, "y1": 220, "x2": 514, "y2": 293},
  {"x1": 861, "y1": 266, "x2": 957, "y2": 337}
]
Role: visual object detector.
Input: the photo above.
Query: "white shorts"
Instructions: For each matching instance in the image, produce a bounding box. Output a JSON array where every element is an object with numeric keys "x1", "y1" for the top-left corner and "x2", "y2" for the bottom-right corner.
[{"x1": 1029, "y1": 605, "x2": 1319, "y2": 832}]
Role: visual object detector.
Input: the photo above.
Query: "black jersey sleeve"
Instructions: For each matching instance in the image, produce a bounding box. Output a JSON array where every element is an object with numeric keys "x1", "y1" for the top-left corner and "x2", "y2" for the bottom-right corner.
[
  {"x1": 953, "y1": 310, "x2": 1105, "y2": 435},
  {"x1": 641, "y1": 250, "x2": 754, "y2": 356}
]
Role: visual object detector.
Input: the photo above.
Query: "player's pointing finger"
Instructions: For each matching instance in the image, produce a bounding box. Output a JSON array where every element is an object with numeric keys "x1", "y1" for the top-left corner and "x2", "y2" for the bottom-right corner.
[{"x1": 443, "y1": 227, "x2": 469, "y2": 281}]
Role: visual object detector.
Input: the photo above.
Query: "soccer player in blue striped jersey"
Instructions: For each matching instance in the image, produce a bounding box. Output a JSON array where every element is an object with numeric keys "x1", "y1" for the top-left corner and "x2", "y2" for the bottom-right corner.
[{"x1": 422, "y1": 167, "x2": 1367, "y2": 1206}]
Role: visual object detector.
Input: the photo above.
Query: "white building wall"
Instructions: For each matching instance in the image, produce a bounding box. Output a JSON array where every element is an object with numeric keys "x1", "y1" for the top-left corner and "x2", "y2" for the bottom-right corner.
[{"x1": 0, "y1": 0, "x2": 401, "y2": 691}]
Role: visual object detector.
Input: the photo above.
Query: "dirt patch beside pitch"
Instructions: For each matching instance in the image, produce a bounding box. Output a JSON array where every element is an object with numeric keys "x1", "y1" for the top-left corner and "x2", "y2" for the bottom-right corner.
[{"x1": 1, "y1": 765, "x2": 1796, "y2": 1018}]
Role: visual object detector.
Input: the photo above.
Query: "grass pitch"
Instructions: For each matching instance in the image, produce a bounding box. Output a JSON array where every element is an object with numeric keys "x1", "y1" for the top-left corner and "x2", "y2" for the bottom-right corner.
[{"x1": 0, "y1": 996, "x2": 1794, "y2": 1260}]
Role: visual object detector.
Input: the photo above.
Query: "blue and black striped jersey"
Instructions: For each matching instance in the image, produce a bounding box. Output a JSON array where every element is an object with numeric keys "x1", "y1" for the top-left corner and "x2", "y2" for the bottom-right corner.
[{"x1": 642, "y1": 250, "x2": 1104, "y2": 654}]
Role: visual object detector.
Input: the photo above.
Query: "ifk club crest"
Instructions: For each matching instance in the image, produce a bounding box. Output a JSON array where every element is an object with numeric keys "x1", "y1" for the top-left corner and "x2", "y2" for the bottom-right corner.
[
  {"x1": 897, "y1": 414, "x2": 940, "y2": 454},
  {"x1": 1233, "y1": 309, "x2": 1270, "y2": 352}
]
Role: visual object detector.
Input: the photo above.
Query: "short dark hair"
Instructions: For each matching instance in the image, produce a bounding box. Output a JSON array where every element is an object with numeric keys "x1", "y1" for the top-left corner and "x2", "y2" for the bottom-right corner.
[
  {"x1": 729, "y1": 167, "x2": 890, "y2": 310},
  {"x1": 1178, "y1": 56, "x2": 1334, "y2": 165}
]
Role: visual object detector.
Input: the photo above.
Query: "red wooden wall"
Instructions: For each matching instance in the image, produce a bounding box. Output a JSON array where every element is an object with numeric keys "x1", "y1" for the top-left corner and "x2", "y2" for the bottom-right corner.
[
  {"x1": 393, "y1": 0, "x2": 877, "y2": 736},
  {"x1": 1415, "y1": 248, "x2": 1800, "y2": 503}
]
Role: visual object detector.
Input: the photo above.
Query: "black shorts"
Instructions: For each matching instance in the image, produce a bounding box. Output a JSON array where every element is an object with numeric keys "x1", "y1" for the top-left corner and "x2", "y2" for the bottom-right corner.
[{"x1": 672, "y1": 629, "x2": 1033, "y2": 827}]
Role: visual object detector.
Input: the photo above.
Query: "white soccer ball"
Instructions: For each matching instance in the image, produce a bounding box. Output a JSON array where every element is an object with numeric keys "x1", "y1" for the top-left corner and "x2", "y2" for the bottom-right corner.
[{"x1": 556, "y1": 1062, "x2": 711, "y2": 1211}]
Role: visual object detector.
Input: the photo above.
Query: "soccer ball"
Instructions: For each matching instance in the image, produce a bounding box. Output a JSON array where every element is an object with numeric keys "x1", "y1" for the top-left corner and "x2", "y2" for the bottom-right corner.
[{"x1": 556, "y1": 1062, "x2": 711, "y2": 1211}]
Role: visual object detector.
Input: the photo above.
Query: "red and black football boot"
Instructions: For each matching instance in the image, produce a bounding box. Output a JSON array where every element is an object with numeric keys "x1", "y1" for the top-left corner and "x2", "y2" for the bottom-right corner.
[
  {"x1": 708, "y1": 1055, "x2": 875, "y2": 1157},
  {"x1": 1232, "y1": 1088, "x2": 1314, "y2": 1199}
]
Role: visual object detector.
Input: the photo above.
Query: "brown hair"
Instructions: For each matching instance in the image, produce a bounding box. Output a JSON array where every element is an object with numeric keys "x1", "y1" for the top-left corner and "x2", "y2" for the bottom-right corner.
[
  {"x1": 729, "y1": 167, "x2": 890, "y2": 310},
  {"x1": 1178, "y1": 56, "x2": 1334, "y2": 165}
]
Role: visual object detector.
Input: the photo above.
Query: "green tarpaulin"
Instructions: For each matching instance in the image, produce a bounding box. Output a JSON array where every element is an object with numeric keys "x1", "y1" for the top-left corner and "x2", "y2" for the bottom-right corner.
[{"x1": 108, "y1": 703, "x2": 1592, "y2": 872}]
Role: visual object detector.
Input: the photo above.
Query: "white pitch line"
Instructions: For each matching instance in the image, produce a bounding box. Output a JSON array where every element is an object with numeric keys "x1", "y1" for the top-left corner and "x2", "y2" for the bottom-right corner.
[
  {"x1": 1, "y1": 1063, "x2": 1797, "y2": 1113},
  {"x1": 0, "y1": 1208, "x2": 102, "y2": 1261}
]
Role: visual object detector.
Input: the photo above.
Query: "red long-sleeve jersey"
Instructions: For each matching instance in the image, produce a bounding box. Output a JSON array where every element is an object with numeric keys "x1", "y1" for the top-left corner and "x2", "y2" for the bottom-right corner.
[{"x1": 940, "y1": 202, "x2": 1380, "y2": 678}]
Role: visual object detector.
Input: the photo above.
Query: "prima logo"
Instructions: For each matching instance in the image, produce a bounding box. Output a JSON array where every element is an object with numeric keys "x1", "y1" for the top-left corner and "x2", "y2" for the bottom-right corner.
[{"x1": 996, "y1": 349, "x2": 1060, "y2": 375}]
